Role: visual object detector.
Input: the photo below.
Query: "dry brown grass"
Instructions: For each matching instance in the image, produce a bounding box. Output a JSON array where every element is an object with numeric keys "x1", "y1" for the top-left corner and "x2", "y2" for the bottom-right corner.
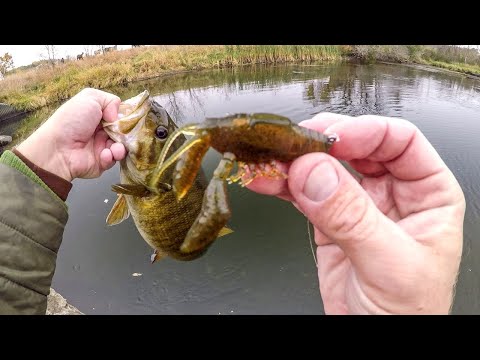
[{"x1": 0, "y1": 45, "x2": 342, "y2": 111}]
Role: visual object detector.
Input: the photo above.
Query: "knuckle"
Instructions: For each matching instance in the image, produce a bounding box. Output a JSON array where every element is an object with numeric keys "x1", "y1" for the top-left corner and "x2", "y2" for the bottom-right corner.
[
  {"x1": 311, "y1": 112, "x2": 335, "y2": 121},
  {"x1": 326, "y1": 188, "x2": 374, "y2": 242},
  {"x1": 79, "y1": 87, "x2": 98, "y2": 98}
]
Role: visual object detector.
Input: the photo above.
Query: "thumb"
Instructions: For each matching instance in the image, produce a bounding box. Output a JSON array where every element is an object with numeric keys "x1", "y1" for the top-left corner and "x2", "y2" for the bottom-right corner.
[{"x1": 288, "y1": 153, "x2": 415, "y2": 268}]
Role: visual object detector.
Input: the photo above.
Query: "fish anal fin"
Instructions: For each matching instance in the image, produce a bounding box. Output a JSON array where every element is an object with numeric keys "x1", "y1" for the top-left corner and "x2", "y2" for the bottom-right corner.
[
  {"x1": 217, "y1": 226, "x2": 234, "y2": 238},
  {"x1": 151, "y1": 249, "x2": 167, "y2": 264}
]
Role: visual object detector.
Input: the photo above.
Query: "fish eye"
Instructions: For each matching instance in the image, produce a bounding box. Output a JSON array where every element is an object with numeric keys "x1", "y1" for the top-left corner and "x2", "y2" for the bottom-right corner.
[{"x1": 155, "y1": 126, "x2": 169, "y2": 140}]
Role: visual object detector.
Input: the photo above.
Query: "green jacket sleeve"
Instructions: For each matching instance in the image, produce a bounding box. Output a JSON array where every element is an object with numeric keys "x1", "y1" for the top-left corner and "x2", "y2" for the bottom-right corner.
[{"x1": 0, "y1": 151, "x2": 68, "y2": 315}]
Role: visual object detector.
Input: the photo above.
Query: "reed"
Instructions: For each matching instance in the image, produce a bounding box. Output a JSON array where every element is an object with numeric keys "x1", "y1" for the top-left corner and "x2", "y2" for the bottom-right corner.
[{"x1": 0, "y1": 45, "x2": 341, "y2": 111}]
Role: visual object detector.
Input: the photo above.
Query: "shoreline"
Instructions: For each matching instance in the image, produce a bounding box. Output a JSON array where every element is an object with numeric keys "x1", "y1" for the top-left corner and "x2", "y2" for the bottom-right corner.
[
  {"x1": 0, "y1": 45, "x2": 342, "y2": 112},
  {"x1": 2, "y1": 58, "x2": 479, "y2": 117},
  {"x1": 379, "y1": 61, "x2": 480, "y2": 80}
]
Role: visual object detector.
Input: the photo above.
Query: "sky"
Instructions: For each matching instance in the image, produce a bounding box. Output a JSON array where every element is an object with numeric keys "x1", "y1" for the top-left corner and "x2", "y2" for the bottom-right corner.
[
  {"x1": 0, "y1": 45, "x2": 132, "y2": 68},
  {"x1": 1, "y1": 45, "x2": 479, "y2": 69}
]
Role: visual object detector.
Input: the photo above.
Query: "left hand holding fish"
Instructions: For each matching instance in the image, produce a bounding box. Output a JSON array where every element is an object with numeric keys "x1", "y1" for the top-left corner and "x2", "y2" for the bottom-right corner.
[{"x1": 17, "y1": 88, "x2": 127, "y2": 182}]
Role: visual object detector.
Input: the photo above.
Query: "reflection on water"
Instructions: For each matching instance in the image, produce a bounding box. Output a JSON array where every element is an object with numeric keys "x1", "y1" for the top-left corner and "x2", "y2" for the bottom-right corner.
[{"x1": 4, "y1": 62, "x2": 479, "y2": 314}]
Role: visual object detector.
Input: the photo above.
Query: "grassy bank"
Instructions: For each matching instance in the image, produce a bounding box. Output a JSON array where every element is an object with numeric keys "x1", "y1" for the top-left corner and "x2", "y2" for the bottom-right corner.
[
  {"x1": 1, "y1": 45, "x2": 478, "y2": 113},
  {"x1": 348, "y1": 45, "x2": 480, "y2": 77},
  {"x1": 0, "y1": 45, "x2": 341, "y2": 111},
  {"x1": 418, "y1": 59, "x2": 480, "y2": 77}
]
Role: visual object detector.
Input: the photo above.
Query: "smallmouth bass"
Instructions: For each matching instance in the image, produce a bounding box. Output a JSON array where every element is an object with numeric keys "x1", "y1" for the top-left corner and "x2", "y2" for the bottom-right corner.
[{"x1": 102, "y1": 90, "x2": 232, "y2": 262}]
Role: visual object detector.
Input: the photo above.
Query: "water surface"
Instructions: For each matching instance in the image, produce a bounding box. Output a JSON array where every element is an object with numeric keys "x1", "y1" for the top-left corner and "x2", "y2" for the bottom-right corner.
[{"x1": 7, "y1": 63, "x2": 480, "y2": 314}]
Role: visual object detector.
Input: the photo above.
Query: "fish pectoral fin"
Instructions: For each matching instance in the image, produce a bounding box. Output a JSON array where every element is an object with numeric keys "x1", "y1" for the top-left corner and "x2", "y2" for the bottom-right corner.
[
  {"x1": 111, "y1": 183, "x2": 151, "y2": 197},
  {"x1": 217, "y1": 226, "x2": 234, "y2": 238},
  {"x1": 151, "y1": 249, "x2": 167, "y2": 264},
  {"x1": 106, "y1": 194, "x2": 130, "y2": 226}
]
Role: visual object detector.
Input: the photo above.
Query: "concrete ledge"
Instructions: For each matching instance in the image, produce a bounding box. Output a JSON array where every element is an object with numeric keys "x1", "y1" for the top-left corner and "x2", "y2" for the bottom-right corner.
[
  {"x1": 46, "y1": 288, "x2": 84, "y2": 315},
  {"x1": 0, "y1": 135, "x2": 12, "y2": 146},
  {"x1": 0, "y1": 103, "x2": 20, "y2": 122}
]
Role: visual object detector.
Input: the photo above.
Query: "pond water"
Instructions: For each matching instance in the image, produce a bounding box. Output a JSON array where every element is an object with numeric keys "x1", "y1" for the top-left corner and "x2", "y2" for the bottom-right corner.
[{"x1": 5, "y1": 62, "x2": 480, "y2": 314}]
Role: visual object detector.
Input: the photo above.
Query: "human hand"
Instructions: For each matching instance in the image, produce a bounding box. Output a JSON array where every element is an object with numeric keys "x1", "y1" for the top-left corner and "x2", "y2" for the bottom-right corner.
[
  {"x1": 16, "y1": 88, "x2": 127, "y2": 182},
  {"x1": 248, "y1": 113, "x2": 465, "y2": 314}
]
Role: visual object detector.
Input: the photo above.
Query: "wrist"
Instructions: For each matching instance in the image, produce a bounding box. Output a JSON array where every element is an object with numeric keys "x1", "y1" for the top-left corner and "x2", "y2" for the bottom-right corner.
[{"x1": 16, "y1": 131, "x2": 73, "y2": 183}]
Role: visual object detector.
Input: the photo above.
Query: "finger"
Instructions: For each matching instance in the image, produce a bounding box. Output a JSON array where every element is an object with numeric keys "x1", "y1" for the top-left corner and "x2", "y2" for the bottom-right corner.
[
  {"x1": 300, "y1": 114, "x2": 385, "y2": 178},
  {"x1": 324, "y1": 115, "x2": 447, "y2": 181},
  {"x1": 316, "y1": 244, "x2": 349, "y2": 315},
  {"x1": 102, "y1": 95, "x2": 121, "y2": 123},
  {"x1": 106, "y1": 139, "x2": 114, "y2": 149},
  {"x1": 110, "y1": 142, "x2": 127, "y2": 161},
  {"x1": 278, "y1": 193, "x2": 295, "y2": 202},
  {"x1": 94, "y1": 129, "x2": 110, "y2": 161},
  {"x1": 246, "y1": 176, "x2": 290, "y2": 198},
  {"x1": 78, "y1": 88, "x2": 121, "y2": 123},
  {"x1": 246, "y1": 114, "x2": 348, "y2": 198},
  {"x1": 246, "y1": 114, "x2": 350, "y2": 203},
  {"x1": 314, "y1": 226, "x2": 333, "y2": 246},
  {"x1": 348, "y1": 158, "x2": 387, "y2": 177},
  {"x1": 99, "y1": 148, "x2": 114, "y2": 171},
  {"x1": 313, "y1": 114, "x2": 464, "y2": 216},
  {"x1": 299, "y1": 112, "x2": 352, "y2": 133},
  {"x1": 288, "y1": 152, "x2": 419, "y2": 271}
]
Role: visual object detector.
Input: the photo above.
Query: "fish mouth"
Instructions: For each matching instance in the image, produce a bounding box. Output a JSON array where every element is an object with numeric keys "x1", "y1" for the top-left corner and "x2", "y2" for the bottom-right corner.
[
  {"x1": 118, "y1": 90, "x2": 150, "y2": 116},
  {"x1": 102, "y1": 90, "x2": 151, "y2": 143}
]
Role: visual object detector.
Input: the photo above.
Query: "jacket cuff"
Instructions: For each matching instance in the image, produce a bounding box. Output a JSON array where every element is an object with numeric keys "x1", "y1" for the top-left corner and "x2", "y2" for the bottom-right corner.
[
  {"x1": 0, "y1": 150, "x2": 68, "y2": 209},
  {"x1": 12, "y1": 148, "x2": 72, "y2": 201}
]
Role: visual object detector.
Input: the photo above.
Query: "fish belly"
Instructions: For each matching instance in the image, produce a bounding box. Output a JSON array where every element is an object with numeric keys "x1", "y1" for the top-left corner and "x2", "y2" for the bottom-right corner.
[{"x1": 124, "y1": 173, "x2": 210, "y2": 260}]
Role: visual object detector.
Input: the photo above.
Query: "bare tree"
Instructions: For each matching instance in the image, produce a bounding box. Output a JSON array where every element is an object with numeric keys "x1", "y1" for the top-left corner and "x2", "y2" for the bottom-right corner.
[
  {"x1": 83, "y1": 45, "x2": 94, "y2": 57},
  {"x1": 42, "y1": 45, "x2": 57, "y2": 66}
]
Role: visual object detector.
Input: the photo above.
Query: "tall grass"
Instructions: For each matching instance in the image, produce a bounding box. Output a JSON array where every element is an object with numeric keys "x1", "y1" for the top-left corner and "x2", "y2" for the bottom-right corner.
[
  {"x1": 350, "y1": 45, "x2": 412, "y2": 63},
  {"x1": 349, "y1": 45, "x2": 480, "y2": 76},
  {"x1": 221, "y1": 45, "x2": 341, "y2": 65},
  {"x1": 0, "y1": 45, "x2": 341, "y2": 111},
  {"x1": 419, "y1": 60, "x2": 480, "y2": 77},
  {"x1": 3, "y1": 45, "x2": 478, "y2": 113},
  {"x1": 424, "y1": 45, "x2": 480, "y2": 65}
]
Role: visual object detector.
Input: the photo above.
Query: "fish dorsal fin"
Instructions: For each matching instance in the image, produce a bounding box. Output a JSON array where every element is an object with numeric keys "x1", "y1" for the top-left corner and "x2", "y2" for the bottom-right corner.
[
  {"x1": 111, "y1": 183, "x2": 151, "y2": 197},
  {"x1": 106, "y1": 194, "x2": 130, "y2": 226},
  {"x1": 217, "y1": 226, "x2": 234, "y2": 238}
]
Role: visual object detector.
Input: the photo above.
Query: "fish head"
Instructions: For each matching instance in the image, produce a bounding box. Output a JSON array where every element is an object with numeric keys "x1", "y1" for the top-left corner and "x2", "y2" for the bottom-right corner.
[{"x1": 103, "y1": 90, "x2": 184, "y2": 185}]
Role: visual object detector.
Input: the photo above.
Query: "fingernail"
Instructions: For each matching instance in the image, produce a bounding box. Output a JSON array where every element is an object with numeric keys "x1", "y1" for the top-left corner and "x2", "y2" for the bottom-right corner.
[{"x1": 303, "y1": 161, "x2": 338, "y2": 202}]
